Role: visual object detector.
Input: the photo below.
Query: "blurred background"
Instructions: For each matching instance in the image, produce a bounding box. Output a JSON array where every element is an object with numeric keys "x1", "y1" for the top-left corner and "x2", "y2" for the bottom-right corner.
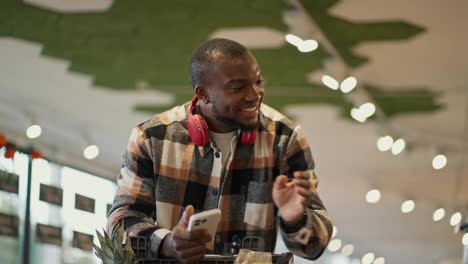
[{"x1": 0, "y1": 0, "x2": 467, "y2": 263}]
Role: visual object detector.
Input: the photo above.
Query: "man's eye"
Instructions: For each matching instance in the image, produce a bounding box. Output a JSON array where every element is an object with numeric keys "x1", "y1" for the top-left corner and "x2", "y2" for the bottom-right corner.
[{"x1": 256, "y1": 79, "x2": 265, "y2": 86}]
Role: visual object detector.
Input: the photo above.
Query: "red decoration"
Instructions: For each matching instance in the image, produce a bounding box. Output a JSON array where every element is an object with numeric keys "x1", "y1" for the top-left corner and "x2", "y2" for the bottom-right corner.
[
  {"x1": 31, "y1": 149, "x2": 43, "y2": 160},
  {"x1": 0, "y1": 134, "x2": 6, "y2": 147},
  {"x1": 4, "y1": 144, "x2": 16, "y2": 159}
]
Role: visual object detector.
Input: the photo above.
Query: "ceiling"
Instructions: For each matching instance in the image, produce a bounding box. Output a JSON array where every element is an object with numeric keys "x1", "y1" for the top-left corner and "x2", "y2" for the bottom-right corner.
[{"x1": 1, "y1": 0, "x2": 467, "y2": 263}]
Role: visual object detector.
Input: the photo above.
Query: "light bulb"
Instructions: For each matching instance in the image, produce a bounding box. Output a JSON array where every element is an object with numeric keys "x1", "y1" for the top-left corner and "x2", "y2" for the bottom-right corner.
[
  {"x1": 359, "y1": 103, "x2": 376, "y2": 118},
  {"x1": 377, "y1": 136, "x2": 393, "y2": 152},
  {"x1": 83, "y1": 145, "x2": 100, "y2": 160},
  {"x1": 341, "y1": 244, "x2": 354, "y2": 256},
  {"x1": 432, "y1": 208, "x2": 445, "y2": 221},
  {"x1": 351, "y1": 108, "x2": 367, "y2": 123},
  {"x1": 298, "y1": 39, "x2": 318, "y2": 52},
  {"x1": 391, "y1": 138, "x2": 406, "y2": 155},
  {"x1": 401, "y1": 200, "x2": 415, "y2": 213},
  {"x1": 366, "y1": 189, "x2": 381, "y2": 204},
  {"x1": 285, "y1": 34, "x2": 302, "y2": 47},
  {"x1": 450, "y1": 212, "x2": 462, "y2": 226},
  {"x1": 26, "y1": 125, "x2": 42, "y2": 139},
  {"x1": 322, "y1": 75, "x2": 339, "y2": 90},
  {"x1": 327, "y1": 239, "x2": 342, "y2": 252},
  {"x1": 340, "y1": 76, "x2": 357, "y2": 93},
  {"x1": 362, "y1": 253, "x2": 375, "y2": 264},
  {"x1": 432, "y1": 154, "x2": 447, "y2": 170}
]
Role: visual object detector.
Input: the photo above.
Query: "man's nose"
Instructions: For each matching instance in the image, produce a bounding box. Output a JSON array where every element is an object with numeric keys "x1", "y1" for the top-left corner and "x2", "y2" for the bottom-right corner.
[{"x1": 244, "y1": 85, "x2": 263, "y2": 102}]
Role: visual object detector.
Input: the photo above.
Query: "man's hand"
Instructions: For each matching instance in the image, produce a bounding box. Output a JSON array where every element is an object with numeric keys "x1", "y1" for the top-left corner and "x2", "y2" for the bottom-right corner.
[
  {"x1": 272, "y1": 171, "x2": 313, "y2": 224},
  {"x1": 160, "y1": 205, "x2": 212, "y2": 264}
]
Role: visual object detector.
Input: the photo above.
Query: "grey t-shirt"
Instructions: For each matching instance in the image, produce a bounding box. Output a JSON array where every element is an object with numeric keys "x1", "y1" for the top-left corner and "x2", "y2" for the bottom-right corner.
[{"x1": 210, "y1": 130, "x2": 236, "y2": 167}]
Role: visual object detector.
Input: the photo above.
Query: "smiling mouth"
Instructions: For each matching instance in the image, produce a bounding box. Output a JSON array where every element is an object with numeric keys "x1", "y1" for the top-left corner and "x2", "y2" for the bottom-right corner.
[
  {"x1": 242, "y1": 106, "x2": 257, "y2": 113},
  {"x1": 241, "y1": 105, "x2": 258, "y2": 112}
]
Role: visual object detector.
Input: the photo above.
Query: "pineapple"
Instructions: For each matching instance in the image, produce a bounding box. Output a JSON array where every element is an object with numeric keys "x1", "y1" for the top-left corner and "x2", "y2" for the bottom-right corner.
[{"x1": 93, "y1": 226, "x2": 139, "y2": 264}]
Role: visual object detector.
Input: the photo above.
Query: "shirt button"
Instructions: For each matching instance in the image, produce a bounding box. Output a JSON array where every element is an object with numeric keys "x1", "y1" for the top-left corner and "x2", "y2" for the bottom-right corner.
[{"x1": 212, "y1": 189, "x2": 219, "y2": 196}]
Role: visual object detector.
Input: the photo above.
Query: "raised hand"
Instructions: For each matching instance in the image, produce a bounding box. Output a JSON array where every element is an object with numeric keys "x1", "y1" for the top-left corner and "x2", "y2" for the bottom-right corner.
[{"x1": 272, "y1": 171, "x2": 313, "y2": 224}]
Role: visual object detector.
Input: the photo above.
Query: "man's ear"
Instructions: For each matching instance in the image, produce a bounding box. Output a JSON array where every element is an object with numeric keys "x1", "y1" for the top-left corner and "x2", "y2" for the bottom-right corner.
[{"x1": 195, "y1": 85, "x2": 209, "y2": 104}]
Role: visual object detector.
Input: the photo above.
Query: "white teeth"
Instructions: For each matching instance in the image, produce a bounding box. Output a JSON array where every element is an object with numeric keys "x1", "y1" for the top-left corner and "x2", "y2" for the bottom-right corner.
[{"x1": 242, "y1": 106, "x2": 257, "y2": 112}]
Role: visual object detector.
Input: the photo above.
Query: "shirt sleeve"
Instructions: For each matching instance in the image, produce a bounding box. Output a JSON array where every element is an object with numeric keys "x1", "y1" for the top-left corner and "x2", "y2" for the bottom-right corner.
[
  {"x1": 278, "y1": 125, "x2": 333, "y2": 260},
  {"x1": 106, "y1": 126, "x2": 171, "y2": 257}
]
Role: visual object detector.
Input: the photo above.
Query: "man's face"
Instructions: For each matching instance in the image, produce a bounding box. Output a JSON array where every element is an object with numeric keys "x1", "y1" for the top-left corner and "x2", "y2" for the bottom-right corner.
[{"x1": 204, "y1": 52, "x2": 265, "y2": 131}]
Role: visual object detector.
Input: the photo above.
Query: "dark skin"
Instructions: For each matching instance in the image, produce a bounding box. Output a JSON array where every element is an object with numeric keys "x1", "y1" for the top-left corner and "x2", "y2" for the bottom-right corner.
[
  {"x1": 197, "y1": 51, "x2": 265, "y2": 133},
  {"x1": 160, "y1": 51, "x2": 316, "y2": 262},
  {"x1": 159, "y1": 205, "x2": 212, "y2": 263}
]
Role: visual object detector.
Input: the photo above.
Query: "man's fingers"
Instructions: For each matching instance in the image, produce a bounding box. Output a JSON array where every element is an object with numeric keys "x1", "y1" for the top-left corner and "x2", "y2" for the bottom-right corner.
[
  {"x1": 172, "y1": 228, "x2": 211, "y2": 241},
  {"x1": 278, "y1": 172, "x2": 311, "y2": 189},
  {"x1": 294, "y1": 186, "x2": 312, "y2": 200},
  {"x1": 294, "y1": 171, "x2": 310, "y2": 180},
  {"x1": 177, "y1": 205, "x2": 194, "y2": 228},
  {"x1": 172, "y1": 238, "x2": 206, "y2": 251},
  {"x1": 170, "y1": 228, "x2": 210, "y2": 264},
  {"x1": 274, "y1": 175, "x2": 289, "y2": 189},
  {"x1": 183, "y1": 205, "x2": 194, "y2": 224},
  {"x1": 178, "y1": 244, "x2": 207, "y2": 258},
  {"x1": 295, "y1": 179, "x2": 311, "y2": 190}
]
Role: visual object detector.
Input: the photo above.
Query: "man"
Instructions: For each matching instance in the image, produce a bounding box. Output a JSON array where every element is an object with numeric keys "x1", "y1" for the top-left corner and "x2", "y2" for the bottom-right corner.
[{"x1": 107, "y1": 38, "x2": 332, "y2": 263}]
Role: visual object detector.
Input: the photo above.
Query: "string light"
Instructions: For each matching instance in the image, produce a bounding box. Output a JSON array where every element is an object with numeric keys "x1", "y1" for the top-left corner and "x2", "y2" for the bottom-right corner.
[
  {"x1": 432, "y1": 208, "x2": 445, "y2": 221},
  {"x1": 285, "y1": 34, "x2": 302, "y2": 47},
  {"x1": 26, "y1": 125, "x2": 42, "y2": 139},
  {"x1": 351, "y1": 108, "x2": 367, "y2": 123},
  {"x1": 340, "y1": 76, "x2": 357, "y2": 93},
  {"x1": 83, "y1": 145, "x2": 99, "y2": 160},
  {"x1": 359, "y1": 103, "x2": 376, "y2": 118},
  {"x1": 401, "y1": 200, "x2": 415, "y2": 213},
  {"x1": 298, "y1": 39, "x2": 318, "y2": 52},
  {"x1": 376, "y1": 136, "x2": 406, "y2": 155},
  {"x1": 366, "y1": 189, "x2": 381, "y2": 204},
  {"x1": 286, "y1": 9, "x2": 461, "y2": 261},
  {"x1": 328, "y1": 239, "x2": 342, "y2": 252},
  {"x1": 361, "y1": 253, "x2": 375, "y2": 264},
  {"x1": 322, "y1": 75, "x2": 339, "y2": 90},
  {"x1": 377, "y1": 136, "x2": 393, "y2": 152},
  {"x1": 432, "y1": 154, "x2": 447, "y2": 170},
  {"x1": 341, "y1": 244, "x2": 354, "y2": 256},
  {"x1": 350, "y1": 103, "x2": 376, "y2": 123},
  {"x1": 285, "y1": 34, "x2": 318, "y2": 53},
  {"x1": 391, "y1": 138, "x2": 406, "y2": 155},
  {"x1": 450, "y1": 212, "x2": 462, "y2": 226}
]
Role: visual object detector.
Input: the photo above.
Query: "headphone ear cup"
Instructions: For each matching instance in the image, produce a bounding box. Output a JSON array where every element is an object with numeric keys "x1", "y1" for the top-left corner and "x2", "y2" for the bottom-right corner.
[
  {"x1": 241, "y1": 130, "x2": 257, "y2": 145},
  {"x1": 187, "y1": 114, "x2": 210, "y2": 146}
]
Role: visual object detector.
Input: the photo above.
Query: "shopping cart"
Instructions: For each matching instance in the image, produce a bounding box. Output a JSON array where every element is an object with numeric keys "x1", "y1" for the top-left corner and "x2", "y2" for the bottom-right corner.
[{"x1": 130, "y1": 236, "x2": 294, "y2": 264}]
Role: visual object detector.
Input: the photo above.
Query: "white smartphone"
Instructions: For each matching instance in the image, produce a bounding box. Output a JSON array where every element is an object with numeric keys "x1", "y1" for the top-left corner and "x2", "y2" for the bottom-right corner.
[{"x1": 187, "y1": 208, "x2": 221, "y2": 241}]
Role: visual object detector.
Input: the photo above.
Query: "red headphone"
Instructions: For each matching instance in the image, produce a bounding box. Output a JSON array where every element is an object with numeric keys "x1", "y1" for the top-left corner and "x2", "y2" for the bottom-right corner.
[{"x1": 187, "y1": 96, "x2": 257, "y2": 146}]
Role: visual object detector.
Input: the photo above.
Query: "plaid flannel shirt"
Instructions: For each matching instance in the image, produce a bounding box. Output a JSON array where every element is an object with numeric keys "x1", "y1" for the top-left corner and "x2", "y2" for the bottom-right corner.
[{"x1": 107, "y1": 102, "x2": 332, "y2": 260}]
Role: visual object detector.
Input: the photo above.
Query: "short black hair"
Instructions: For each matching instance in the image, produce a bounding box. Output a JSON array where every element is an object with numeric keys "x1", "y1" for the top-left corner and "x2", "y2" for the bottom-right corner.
[{"x1": 189, "y1": 38, "x2": 248, "y2": 88}]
